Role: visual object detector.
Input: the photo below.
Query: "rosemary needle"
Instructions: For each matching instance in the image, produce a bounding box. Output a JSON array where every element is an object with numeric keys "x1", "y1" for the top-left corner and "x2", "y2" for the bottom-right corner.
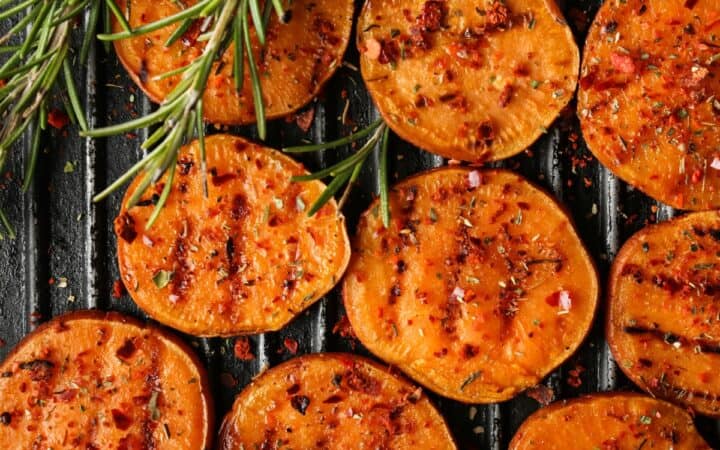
[
  {"x1": 283, "y1": 119, "x2": 392, "y2": 227},
  {"x1": 0, "y1": 0, "x2": 95, "y2": 238},
  {"x1": 87, "y1": 0, "x2": 286, "y2": 229}
]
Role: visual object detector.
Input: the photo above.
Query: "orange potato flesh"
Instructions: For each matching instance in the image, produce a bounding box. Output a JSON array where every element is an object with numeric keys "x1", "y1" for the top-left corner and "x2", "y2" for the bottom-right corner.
[
  {"x1": 510, "y1": 393, "x2": 711, "y2": 449},
  {"x1": 115, "y1": 135, "x2": 350, "y2": 336},
  {"x1": 0, "y1": 311, "x2": 213, "y2": 450},
  {"x1": 219, "y1": 353, "x2": 456, "y2": 449},
  {"x1": 578, "y1": 0, "x2": 720, "y2": 210},
  {"x1": 607, "y1": 211, "x2": 720, "y2": 417},
  {"x1": 343, "y1": 168, "x2": 598, "y2": 403},
  {"x1": 358, "y1": 0, "x2": 579, "y2": 162},
  {"x1": 112, "y1": 0, "x2": 353, "y2": 124}
]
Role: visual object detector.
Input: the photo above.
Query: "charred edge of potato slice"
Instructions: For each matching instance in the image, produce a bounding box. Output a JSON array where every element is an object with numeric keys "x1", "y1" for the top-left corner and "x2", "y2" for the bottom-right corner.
[
  {"x1": 115, "y1": 134, "x2": 351, "y2": 337},
  {"x1": 0, "y1": 310, "x2": 214, "y2": 450},
  {"x1": 509, "y1": 392, "x2": 711, "y2": 449},
  {"x1": 112, "y1": 0, "x2": 354, "y2": 125},
  {"x1": 218, "y1": 353, "x2": 457, "y2": 450},
  {"x1": 607, "y1": 211, "x2": 720, "y2": 417},
  {"x1": 578, "y1": 0, "x2": 720, "y2": 210},
  {"x1": 343, "y1": 167, "x2": 599, "y2": 403},
  {"x1": 358, "y1": 0, "x2": 579, "y2": 162}
]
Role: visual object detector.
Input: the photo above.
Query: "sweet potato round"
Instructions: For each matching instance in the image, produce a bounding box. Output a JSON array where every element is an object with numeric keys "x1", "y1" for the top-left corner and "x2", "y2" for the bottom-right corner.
[
  {"x1": 607, "y1": 211, "x2": 720, "y2": 417},
  {"x1": 578, "y1": 0, "x2": 720, "y2": 210},
  {"x1": 510, "y1": 393, "x2": 711, "y2": 449},
  {"x1": 112, "y1": 0, "x2": 353, "y2": 124},
  {"x1": 115, "y1": 134, "x2": 350, "y2": 336},
  {"x1": 343, "y1": 168, "x2": 598, "y2": 403},
  {"x1": 358, "y1": 0, "x2": 579, "y2": 162},
  {"x1": 219, "y1": 353, "x2": 456, "y2": 449},
  {"x1": 0, "y1": 311, "x2": 213, "y2": 449}
]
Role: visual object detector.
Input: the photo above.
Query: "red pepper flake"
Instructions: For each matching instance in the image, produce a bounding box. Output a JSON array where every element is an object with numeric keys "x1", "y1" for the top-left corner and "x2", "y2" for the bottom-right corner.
[
  {"x1": 498, "y1": 84, "x2": 514, "y2": 108},
  {"x1": 378, "y1": 40, "x2": 400, "y2": 65},
  {"x1": 486, "y1": 1, "x2": 512, "y2": 29},
  {"x1": 233, "y1": 337, "x2": 255, "y2": 361},
  {"x1": 48, "y1": 277, "x2": 55, "y2": 285},
  {"x1": 47, "y1": 109, "x2": 69, "y2": 129},
  {"x1": 525, "y1": 385, "x2": 555, "y2": 406},
  {"x1": 416, "y1": 1, "x2": 446, "y2": 32},
  {"x1": 293, "y1": 108, "x2": 315, "y2": 133},
  {"x1": 567, "y1": 364, "x2": 585, "y2": 388},
  {"x1": 610, "y1": 52, "x2": 636, "y2": 74},
  {"x1": 111, "y1": 279, "x2": 126, "y2": 299},
  {"x1": 283, "y1": 337, "x2": 299, "y2": 355},
  {"x1": 333, "y1": 315, "x2": 357, "y2": 340}
]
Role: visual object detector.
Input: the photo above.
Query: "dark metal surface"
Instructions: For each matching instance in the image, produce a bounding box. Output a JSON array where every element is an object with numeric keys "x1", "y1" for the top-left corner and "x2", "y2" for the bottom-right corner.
[{"x1": 1, "y1": 0, "x2": 719, "y2": 448}]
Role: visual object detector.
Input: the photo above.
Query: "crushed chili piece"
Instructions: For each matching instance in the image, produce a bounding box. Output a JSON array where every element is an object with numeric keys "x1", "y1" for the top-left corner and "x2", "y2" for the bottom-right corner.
[
  {"x1": 498, "y1": 84, "x2": 514, "y2": 108},
  {"x1": 293, "y1": 108, "x2": 315, "y2": 133},
  {"x1": 47, "y1": 109, "x2": 69, "y2": 129},
  {"x1": 486, "y1": 1, "x2": 512, "y2": 30},
  {"x1": 567, "y1": 364, "x2": 585, "y2": 388},
  {"x1": 283, "y1": 337, "x2": 299, "y2": 355},
  {"x1": 525, "y1": 384, "x2": 555, "y2": 406},
  {"x1": 416, "y1": 1, "x2": 446, "y2": 32},
  {"x1": 333, "y1": 315, "x2": 357, "y2": 340},
  {"x1": 111, "y1": 279, "x2": 126, "y2": 299},
  {"x1": 233, "y1": 337, "x2": 255, "y2": 361}
]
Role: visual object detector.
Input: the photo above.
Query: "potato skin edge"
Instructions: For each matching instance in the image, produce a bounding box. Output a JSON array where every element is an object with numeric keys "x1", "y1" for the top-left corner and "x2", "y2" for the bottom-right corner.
[
  {"x1": 217, "y1": 352, "x2": 458, "y2": 449},
  {"x1": 508, "y1": 392, "x2": 710, "y2": 449},
  {"x1": 343, "y1": 167, "x2": 600, "y2": 403},
  {"x1": 0, "y1": 309, "x2": 215, "y2": 450},
  {"x1": 116, "y1": 134, "x2": 352, "y2": 337},
  {"x1": 606, "y1": 211, "x2": 720, "y2": 417}
]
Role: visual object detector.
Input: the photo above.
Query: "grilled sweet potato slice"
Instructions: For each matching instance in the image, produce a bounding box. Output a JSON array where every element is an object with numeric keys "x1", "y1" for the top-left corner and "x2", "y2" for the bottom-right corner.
[
  {"x1": 510, "y1": 393, "x2": 711, "y2": 449},
  {"x1": 112, "y1": 0, "x2": 353, "y2": 124},
  {"x1": 0, "y1": 311, "x2": 213, "y2": 449},
  {"x1": 607, "y1": 211, "x2": 720, "y2": 417},
  {"x1": 358, "y1": 0, "x2": 579, "y2": 162},
  {"x1": 219, "y1": 353, "x2": 456, "y2": 449},
  {"x1": 343, "y1": 168, "x2": 598, "y2": 403},
  {"x1": 116, "y1": 135, "x2": 350, "y2": 336},
  {"x1": 578, "y1": 0, "x2": 720, "y2": 210}
]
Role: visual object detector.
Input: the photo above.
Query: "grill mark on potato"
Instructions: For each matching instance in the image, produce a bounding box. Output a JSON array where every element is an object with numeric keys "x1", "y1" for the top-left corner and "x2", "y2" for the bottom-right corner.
[
  {"x1": 623, "y1": 324, "x2": 720, "y2": 355},
  {"x1": 619, "y1": 264, "x2": 720, "y2": 296},
  {"x1": 169, "y1": 222, "x2": 193, "y2": 302},
  {"x1": 141, "y1": 339, "x2": 162, "y2": 450}
]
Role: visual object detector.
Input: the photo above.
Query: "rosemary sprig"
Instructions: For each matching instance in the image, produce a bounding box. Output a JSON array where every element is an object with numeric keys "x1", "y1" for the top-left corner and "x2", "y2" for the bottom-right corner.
[
  {"x1": 283, "y1": 119, "x2": 392, "y2": 227},
  {"x1": 0, "y1": 0, "x2": 96, "y2": 238},
  {"x1": 86, "y1": 0, "x2": 286, "y2": 229}
]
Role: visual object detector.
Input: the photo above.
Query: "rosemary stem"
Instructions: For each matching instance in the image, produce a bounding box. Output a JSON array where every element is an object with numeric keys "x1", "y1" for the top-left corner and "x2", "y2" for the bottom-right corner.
[
  {"x1": 248, "y1": 0, "x2": 265, "y2": 45},
  {"x1": 241, "y1": 0, "x2": 265, "y2": 140},
  {"x1": 283, "y1": 118, "x2": 384, "y2": 153},
  {"x1": 291, "y1": 124, "x2": 384, "y2": 182},
  {"x1": 0, "y1": 207, "x2": 16, "y2": 240},
  {"x1": 307, "y1": 168, "x2": 352, "y2": 216},
  {"x1": 63, "y1": 59, "x2": 88, "y2": 132},
  {"x1": 98, "y1": 0, "x2": 217, "y2": 40},
  {"x1": 0, "y1": 0, "x2": 39, "y2": 22},
  {"x1": 103, "y1": 0, "x2": 132, "y2": 33},
  {"x1": 22, "y1": 114, "x2": 43, "y2": 192},
  {"x1": 378, "y1": 126, "x2": 390, "y2": 228}
]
